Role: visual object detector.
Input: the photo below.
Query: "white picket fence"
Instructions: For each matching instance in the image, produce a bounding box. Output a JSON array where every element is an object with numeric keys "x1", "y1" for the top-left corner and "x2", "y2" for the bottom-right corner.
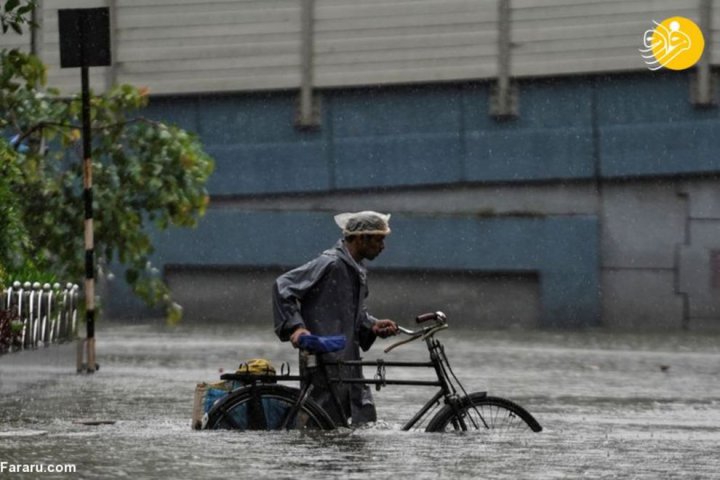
[{"x1": 1, "y1": 281, "x2": 79, "y2": 353}]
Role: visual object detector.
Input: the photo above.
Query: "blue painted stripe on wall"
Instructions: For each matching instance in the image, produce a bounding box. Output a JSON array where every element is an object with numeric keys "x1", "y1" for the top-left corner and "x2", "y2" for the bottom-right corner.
[
  {"x1": 206, "y1": 143, "x2": 330, "y2": 194},
  {"x1": 595, "y1": 73, "x2": 719, "y2": 126},
  {"x1": 144, "y1": 72, "x2": 720, "y2": 195},
  {"x1": 465, "y1": 127, "x2": 594, "y2": 181},
  {"x1": 331, "y1": 86, "x2": 463, "y2": 137},
  {"x1": 601, "y1": 121, "x2": 720, "y2": 177},
  {"x1": 153, "y1": 210, "x2": 335, "y2": 267},
  {"x1": 461, "y1": 79, "x2": 595, "y2": 182},
  {"x1": 145, "y1": 97, "x2": 198, "y2": 131},
  {"x1": 334, "y1": 133, "x2": 463, "y2": 188},
  {"x1": 195, "y1": 93, "x2": 317, "y2": 145},
  {"x1": 462, "y1": 80, "x2": 593, "y2": 129},
  {"x1": 536, "y1": 216, "x2": 600, "y2": 327},
  {"x1": 151, "y1": 211, "x2": 599, "y2": 327},
  {"x1": 596, "y1": 73, "x2": 720, "y2": 177}
]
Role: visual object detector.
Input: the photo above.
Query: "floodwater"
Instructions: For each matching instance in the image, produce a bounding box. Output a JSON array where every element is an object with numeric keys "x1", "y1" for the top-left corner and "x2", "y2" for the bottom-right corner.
[{"x1": 1, "y1": 324, "x2": 719, "y2": 479}]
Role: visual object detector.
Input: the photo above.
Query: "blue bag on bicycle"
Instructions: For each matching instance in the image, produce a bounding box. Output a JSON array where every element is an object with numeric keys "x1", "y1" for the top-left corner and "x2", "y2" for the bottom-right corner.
[{"x1": 298, "y1": 334, "x2": 346, "y2": 354}]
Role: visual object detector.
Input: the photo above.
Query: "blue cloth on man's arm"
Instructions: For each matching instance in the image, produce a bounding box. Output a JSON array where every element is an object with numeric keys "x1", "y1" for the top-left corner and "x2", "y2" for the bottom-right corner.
[{"x1": 298, "y1": 334, "x2": 347, "y2": 354}]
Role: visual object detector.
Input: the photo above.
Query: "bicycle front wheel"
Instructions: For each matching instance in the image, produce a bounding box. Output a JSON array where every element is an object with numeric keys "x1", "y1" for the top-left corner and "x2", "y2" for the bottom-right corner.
[
  {"x1": 425, "y1": 393, "x2": 542, "y2": 433},
  {"x1": 204, "y1": 384, "x2": 335, "y2": 431}
]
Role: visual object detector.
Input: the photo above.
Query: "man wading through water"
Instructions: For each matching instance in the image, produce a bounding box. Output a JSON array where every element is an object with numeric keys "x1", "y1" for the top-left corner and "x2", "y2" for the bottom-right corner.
[{"x1": 272, "y1": 211, "x2": 399, "y2": 427}]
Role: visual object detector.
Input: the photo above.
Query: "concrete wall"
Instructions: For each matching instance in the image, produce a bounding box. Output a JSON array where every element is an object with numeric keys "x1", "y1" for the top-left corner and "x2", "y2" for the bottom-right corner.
[
  {"x1": 4, "y1": 3, "x2": 719, "y2": 330},
  {"x1": 138, "y1": 73, "x2": 720, "y2": 197},
  {"x1": 91, "y1": 71, "x2": 720, "y2": 331},
  {"x1": 599, "y1": 181, "x2": 687, "y2": 329},
  {"x1": 599, "y1": 179, "x2": 720, "y2": 331},
  {"x1": 138, "y1": 211, "x2": 599, "y2": 328},
  {"x1": 165, "y1": 267, "x2": 540, "y2": 328},
  {"x1": 101, "y1": 177, "x2": 720, "y2": 331},
  {"x1": 2, "y1": 0, "x2": 713, "y2": 95},
  {"x1": 678, "y1": 180, "x2": 720, "y2": 330}
]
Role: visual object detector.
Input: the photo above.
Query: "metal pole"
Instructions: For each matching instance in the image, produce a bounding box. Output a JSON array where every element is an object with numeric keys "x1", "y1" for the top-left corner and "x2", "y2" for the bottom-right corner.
[
  {"x1": 694, "y1": 0, "x2": 713, "y2": 106},
  {"x1": 491, "y1": 0, "x2": 516, "y2": 118},
  {"x1": 297, "y1": 0, "x2": 318, "y2": 128},
  {"x1": 59, "y1": 7, "x2": 110, "y2": 372},
  {"x1": 81, "y1": 64, "x2": 96, "y2": 373},
  {"x1": 105, "y1": 0, "x2": 118, "y2": 92},
  {"x1": 30, "y1": 0, "x2": 38, "y2": 55},
  {"x1": 497, "y1": 0, "x2": 511, "y2": 110}
]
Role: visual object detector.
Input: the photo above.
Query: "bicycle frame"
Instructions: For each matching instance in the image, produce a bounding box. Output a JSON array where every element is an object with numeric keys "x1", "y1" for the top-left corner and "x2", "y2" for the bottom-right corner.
[
  {"x1": 213, "y1": 312, "x2": 541, "y2": 433},
  {"x1": 320, "y1": 331, "x2": 475, "y2": 430},
  {"x1": 219, "y1": 313, "x2": 480, "y2": 430}
]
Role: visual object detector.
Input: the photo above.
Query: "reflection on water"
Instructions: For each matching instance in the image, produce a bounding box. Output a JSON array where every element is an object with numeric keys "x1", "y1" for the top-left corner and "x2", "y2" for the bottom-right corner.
[{"x1": 1, "y1": 324, "x2": 719, "y2": 479}]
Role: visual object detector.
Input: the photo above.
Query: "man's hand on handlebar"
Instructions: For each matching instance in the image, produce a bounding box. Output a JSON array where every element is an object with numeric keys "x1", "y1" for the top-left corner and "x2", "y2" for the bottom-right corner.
[
  {"x1": 372, "y1": 319, "x2": 399, "y2": 338},
  {"x1": 290, "y1": 327, "x2": 311, "y2": 347}
]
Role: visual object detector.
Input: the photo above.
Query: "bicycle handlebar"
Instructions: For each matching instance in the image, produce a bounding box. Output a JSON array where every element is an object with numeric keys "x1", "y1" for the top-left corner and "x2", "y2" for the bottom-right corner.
[
  {"x1": 416, "y1": 311, "x2": 447, "y2": 324},
  {"x1": 384, "y1": 312, "x2": 448, "y2": 353}
]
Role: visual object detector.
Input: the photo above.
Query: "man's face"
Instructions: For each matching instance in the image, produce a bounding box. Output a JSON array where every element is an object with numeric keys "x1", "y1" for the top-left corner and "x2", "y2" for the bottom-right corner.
[{"x1": 359, "y1": 234, "x2": 386, "y2": 260}]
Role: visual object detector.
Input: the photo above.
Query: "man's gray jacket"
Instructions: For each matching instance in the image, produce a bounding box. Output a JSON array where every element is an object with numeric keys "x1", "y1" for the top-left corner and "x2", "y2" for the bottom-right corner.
[{"x1": 272, "y1": 239, "x2": 379, "y2": 425}]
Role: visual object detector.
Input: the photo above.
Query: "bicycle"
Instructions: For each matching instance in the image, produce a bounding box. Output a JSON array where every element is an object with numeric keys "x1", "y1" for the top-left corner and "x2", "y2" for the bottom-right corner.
[{"x1": 202, "y1": 311, "x2": 542, "y2": 433}]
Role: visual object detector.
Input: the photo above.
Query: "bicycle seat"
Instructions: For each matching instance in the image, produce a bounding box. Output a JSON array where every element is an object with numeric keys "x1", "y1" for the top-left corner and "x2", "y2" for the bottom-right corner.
[{"x1": 298, "y1": 335, "x2": 346, "y2": 354}]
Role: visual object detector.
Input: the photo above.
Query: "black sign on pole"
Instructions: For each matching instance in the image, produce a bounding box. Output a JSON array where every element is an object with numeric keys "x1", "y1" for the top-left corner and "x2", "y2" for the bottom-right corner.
[
  {"x1": 58, "y1": 8, "x2": 111, "y2": 68},
  {"x1": 58, "y1": 7, "x2": 111, "y2": 374}
]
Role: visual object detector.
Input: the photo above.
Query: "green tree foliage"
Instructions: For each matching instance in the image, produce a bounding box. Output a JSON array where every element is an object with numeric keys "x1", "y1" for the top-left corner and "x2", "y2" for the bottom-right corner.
[
  {"x1": 0, "y1": 137, "x2": 30, "y2": 284},
  {"x1": 0, "y1": 0, "x2": 35, "y2": 35},
  {"x1": 1, "y1": 4, "x2": 214, "y2": 321},
  {"x1": 0, "y1": 6, "x2": 42, "y2": 285}
]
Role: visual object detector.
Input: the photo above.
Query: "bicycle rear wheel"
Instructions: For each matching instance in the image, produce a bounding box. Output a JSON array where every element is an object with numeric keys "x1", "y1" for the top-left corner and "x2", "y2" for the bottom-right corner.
[
  {"x1": 425, "y1": 392, "x2": 542, "y2": 433},
  {"x1": 204, "y1": 384, "x2": 335, "y2": 431}
]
